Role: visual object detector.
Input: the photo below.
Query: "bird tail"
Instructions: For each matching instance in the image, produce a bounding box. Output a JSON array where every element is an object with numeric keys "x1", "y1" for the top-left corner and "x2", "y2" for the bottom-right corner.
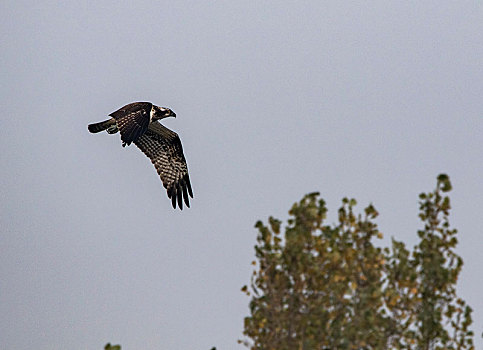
[{"x1": 88, "y1": 118, "x2": 116, "y2": 133}]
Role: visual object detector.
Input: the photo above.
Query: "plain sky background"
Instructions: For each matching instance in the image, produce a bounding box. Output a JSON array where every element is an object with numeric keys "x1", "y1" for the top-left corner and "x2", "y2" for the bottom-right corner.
[{"x1": 1, "y1": 1, "x2": 482, "y2": 349}]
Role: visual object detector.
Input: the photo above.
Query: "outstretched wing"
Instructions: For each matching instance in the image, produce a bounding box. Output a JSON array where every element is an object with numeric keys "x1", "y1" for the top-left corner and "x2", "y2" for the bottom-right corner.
[
  {"x1": 134, "y1": 122, "x2": 193, "y2": 209},
  {"x1": 110, "y1": 102, "x2": 152, "y2": 146}
]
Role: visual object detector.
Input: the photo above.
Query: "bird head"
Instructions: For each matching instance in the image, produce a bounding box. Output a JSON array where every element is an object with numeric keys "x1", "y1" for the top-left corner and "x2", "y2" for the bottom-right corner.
[{"x1": 152, "y1": 105, "x2": 176, "y2": 120}]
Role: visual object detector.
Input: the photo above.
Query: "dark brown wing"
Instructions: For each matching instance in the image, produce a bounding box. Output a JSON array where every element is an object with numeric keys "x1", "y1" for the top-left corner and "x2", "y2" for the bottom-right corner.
[
  {"x1": 134, "y1": 122, "x2": 193, "y2": 209},
  {"x1": 109, "y1": 102, "x2": 152, "y2": 146}
]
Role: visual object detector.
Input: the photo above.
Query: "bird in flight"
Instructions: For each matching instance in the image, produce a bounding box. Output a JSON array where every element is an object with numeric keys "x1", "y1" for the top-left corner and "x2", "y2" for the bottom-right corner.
[{"x1": 88, "y1": 102, "x2": 193, "y2": 210}]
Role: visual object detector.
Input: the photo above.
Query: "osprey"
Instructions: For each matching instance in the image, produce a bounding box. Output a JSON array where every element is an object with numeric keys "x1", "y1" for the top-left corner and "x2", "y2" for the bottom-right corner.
[{"x1": 88, "y1": 102, "x2": 193, "y2": 210}]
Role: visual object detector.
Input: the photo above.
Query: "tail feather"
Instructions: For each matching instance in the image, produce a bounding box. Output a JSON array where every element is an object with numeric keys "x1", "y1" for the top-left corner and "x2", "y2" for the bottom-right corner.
[{"x1": 88, "y1": 118, "x2": 115, "y2": 133}]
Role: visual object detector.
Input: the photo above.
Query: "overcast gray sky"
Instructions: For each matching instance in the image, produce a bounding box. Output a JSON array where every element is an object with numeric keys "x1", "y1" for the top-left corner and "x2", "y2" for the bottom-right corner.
[{"x1": 1, "y1": 1, "x2": 482, "y2": 349}]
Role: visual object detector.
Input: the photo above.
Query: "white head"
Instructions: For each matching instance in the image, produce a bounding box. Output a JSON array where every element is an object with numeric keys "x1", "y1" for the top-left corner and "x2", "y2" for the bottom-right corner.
[{"x1": 151, "y1": 105, "x2": 176, "y2": 121}]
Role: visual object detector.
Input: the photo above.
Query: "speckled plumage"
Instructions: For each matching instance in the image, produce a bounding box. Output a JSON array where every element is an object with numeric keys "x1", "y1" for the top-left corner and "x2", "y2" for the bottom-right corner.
[
  {"x1": 135, "y1": 122, "x2": 193, "y2": 209},
  {"x1": 88, "y1": 102, "x2": 193, "y2": 209},
  {"x1": 111, "y1": 102, "x2": 151, "y2": 147}
]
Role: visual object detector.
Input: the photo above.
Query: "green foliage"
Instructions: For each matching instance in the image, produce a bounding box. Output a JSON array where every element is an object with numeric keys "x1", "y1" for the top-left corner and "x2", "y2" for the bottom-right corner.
[{"x1": 242, "y1": 175, "x2": 474, "y2": 350}]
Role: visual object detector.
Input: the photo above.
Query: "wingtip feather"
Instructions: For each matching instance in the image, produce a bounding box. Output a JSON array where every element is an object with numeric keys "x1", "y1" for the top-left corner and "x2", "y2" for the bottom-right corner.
[
  {"x1": 171, "y1": 191, "x2": 176, "y2": 209},
  {"x1": 185, "y1": 175, "x2": 193, "y2": 198},
  {"x1": 176, "y1": 184, "x2": 183, "y2": 210}
]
